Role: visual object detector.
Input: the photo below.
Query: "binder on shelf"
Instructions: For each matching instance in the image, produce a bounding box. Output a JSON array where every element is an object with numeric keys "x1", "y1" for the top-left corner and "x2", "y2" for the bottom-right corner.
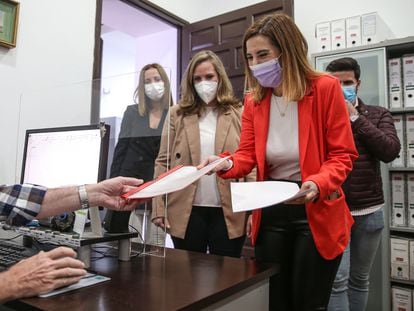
[
  {"x1": 330, "y1": 19, "x2": 346, "y2": 50},
  {"x1": 391, "y1": 173, "x2": 406, "y2": 227},
  {"x1": 408, "y1": 174, "x2": 414, "y2": 228},
  {"x1": 390, "y1": 237, "x2": 410, "y2": 280},
  {"x1": 361, "y1": 12, "x2": 394, "y2": 45},
  {"x1": 410, "y1": 240, "x2": 414, "y2": 280},
  {"x1": 315, "y1": 22, "x2": 331, "y2": 52},
  {"x1": 406, "y1": 114, "x2": 414, "y2": 167},
  {"x1": 391, "y1": 115, "x2": 405, "y2": 168},
  {"x1": 391, "y1": 286, "x2": 412, "y2": 311},
  {"x1": 388, "y1": 58, "x2": 403, "y2": 108},
  {"x1": 403, "y1": 55, "x2": 414, "y2": 107},
  {"x1": 345, "y1": 16, "x2": 361, "y2": 48}
]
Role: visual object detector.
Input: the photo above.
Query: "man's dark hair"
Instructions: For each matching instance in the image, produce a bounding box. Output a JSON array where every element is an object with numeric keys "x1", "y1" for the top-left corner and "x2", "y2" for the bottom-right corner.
[{"x1": 326, "y1": 57, "x2": 361, "y2": 80}]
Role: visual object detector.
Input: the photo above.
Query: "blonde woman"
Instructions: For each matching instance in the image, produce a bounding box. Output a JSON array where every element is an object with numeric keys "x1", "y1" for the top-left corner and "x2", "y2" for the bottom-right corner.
[
  {"x1": 106, "y1": 63, "x2": 173, "y2": 236},
  {"x1": 152, "y1": 50, "x2": 255, "y2": 258}
]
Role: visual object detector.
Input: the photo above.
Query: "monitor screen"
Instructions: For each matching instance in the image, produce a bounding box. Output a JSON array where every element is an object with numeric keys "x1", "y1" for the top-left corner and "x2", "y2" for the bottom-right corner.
[{"x1": 20, "y1": 124, "x2": 110, "y2": 187}]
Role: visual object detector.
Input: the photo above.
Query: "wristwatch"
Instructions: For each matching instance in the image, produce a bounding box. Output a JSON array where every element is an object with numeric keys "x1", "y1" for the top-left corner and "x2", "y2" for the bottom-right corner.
[{"x1": 78, "y1": 185, "x2": 90, "y2": 209}]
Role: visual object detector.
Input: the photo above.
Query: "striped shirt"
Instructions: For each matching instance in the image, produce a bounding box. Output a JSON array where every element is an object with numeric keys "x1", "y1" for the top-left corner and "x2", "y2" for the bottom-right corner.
[{"x1": 0, "y1": 184, "x2": 47, "y2": 226}]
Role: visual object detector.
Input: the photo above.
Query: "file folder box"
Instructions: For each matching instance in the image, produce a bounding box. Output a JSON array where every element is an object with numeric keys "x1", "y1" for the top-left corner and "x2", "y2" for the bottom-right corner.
[
  {"x1": 408, "y1": 174, "x2": 414, "y2": 228},
  {"x1": 330, "y1": 19, "x2": 346, "y2": 50},
  {"x1": 391, "y1": 173, "x2": 406, "y2": 227},
  {"x1": 391, "y1": 286, "x2": 412, "y2": 311},
  {"x1": 345, "y1": 16, "x2": 361, "y2": 48},
  {"x1": 410, "y1": 240, "x2": 414, "y2": 279},
  {"x1": 403, "y1": 55, "x2": 414, "y2": 107},
  {"x1": 391, "y1": 115, "x2": 405, "y2": 168},
  {"x1": 389, "y1": 58, "x2": 403, "y2": 108},
  {"x1": 406, "y1": 114, "x2": 414, "y2": 167},
  {"x1": 315, "y1": 22, "x2": 331, "y2": 52},
  {"x1": 361, "y1": 12, "x2": 394, "y2": 45},
  {"x1": 391, "y1": 237, "x2": 409, "y2": 280}
]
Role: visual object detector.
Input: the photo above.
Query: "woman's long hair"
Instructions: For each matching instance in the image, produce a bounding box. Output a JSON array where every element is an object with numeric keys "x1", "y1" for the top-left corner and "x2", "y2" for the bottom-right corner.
[
  {"x1": 133, "y1": 63, "x2": 173, "y2": 116},
  {"x1": 243, "y1": 13, "x2": 321, "y2": 102},
  {"x1": 179, "y1": 50, "x2": 239, "y2": 116}
]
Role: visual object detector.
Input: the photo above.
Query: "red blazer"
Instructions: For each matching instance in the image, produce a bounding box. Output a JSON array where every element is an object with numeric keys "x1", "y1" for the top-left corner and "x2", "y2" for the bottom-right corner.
[{"x1": 220, "y1": 75, "x2": 358, "y2": 260}]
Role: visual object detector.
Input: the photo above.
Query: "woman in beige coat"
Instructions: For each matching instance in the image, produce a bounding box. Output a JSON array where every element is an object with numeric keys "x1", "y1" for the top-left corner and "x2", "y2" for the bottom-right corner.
[{"x1": 151, "y1": 50, "x2": 255, "y2": 257}]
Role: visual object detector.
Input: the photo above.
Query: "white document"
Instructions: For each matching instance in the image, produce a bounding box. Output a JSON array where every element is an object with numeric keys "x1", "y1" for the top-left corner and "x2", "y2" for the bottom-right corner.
[
  {"x1": 125, "y1": 157, "x2": 229, "y2": 199},
  {"x1": 39, "y1": 273, "x2": 110, "y2": 297},
  {"x1": 230, "y1": 181, "x2": 312, "y2": 213}
]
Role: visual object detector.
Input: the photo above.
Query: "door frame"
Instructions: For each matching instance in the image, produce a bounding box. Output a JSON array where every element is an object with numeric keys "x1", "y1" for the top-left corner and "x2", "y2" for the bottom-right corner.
[{"x1": 91, "y1": 0, "x2": 188, "y2": 123}]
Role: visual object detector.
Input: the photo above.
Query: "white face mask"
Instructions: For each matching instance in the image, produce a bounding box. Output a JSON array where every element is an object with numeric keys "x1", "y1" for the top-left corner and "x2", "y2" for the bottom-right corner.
[
  {"x1": 144, "y1": 81, "x2": 165, "y2": 101},
  {"x1": 195, "y1": 81, "x2": 218, "y2": 104}
]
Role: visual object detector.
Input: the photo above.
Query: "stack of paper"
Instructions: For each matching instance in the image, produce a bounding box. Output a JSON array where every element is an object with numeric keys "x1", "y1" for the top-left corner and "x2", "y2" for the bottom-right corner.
[{"x1": 230, "y1": 181, "x2": 311, "y2": 212}]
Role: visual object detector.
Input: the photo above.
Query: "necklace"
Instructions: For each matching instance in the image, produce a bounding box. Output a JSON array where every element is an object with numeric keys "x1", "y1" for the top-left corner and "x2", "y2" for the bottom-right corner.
[{"x1": 274, "y1": 96, "x2": 289, "y2": 117}]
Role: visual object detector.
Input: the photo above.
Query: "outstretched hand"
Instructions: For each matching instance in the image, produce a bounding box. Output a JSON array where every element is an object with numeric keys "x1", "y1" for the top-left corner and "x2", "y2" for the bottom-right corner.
[
  {"x1": 285, "y1": 181, "x2": 319, "y2": 204},
  {"x1": 87, "y1": 177, "x2": 148, "y2": 211},
  {"x1": 197, "y1": 155, "x2": 232, "y2": 174}
]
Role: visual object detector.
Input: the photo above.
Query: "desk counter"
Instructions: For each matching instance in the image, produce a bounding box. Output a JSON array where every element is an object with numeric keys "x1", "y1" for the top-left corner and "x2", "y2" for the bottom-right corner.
[{"x1": 10, "y1": 247, "x2": 277, "y2": 310}]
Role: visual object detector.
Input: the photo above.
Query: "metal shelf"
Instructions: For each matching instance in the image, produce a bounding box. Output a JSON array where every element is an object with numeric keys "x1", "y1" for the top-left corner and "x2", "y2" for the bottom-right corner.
[
  {"x1": 390, "y1": 227, "x2": 414, "y2": 234},
  {"x1": 389, "y1": 167, "x2": 414, "y2": 172},
  {"x1": 390, "y1": 278, "x2": 414, "y2": 287}
]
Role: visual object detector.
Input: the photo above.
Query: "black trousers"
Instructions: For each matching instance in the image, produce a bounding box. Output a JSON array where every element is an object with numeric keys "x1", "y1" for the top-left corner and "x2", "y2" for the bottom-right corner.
[
  {"x1": 255, "y1": 203, "x2": 342, "y2": 311},
  {"x1": 171, "y1": 206, "x2": 246, "y2": 258}
]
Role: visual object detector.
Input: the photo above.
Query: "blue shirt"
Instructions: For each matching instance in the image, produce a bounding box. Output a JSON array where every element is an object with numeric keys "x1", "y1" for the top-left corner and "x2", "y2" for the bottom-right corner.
[{"x1": 0, "y1": 184, "x2": 47, "y2": 226}]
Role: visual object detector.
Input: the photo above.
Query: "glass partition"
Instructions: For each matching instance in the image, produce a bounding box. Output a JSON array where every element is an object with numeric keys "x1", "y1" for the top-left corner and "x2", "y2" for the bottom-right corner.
[{"x1": 18, "y1": 69, "x2": 174, "y2": 258}]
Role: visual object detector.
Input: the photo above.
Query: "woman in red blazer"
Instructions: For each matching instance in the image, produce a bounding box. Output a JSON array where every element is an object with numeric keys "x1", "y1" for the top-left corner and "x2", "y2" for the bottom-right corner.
[{"x1": 200, "y1": 13, "x2": 358, "y2": 311}]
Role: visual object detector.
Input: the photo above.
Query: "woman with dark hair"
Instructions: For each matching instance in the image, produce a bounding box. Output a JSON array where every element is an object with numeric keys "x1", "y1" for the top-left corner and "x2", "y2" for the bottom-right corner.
[{"x1": 108, "y1": 63, "x2": 173, "y2": 240}]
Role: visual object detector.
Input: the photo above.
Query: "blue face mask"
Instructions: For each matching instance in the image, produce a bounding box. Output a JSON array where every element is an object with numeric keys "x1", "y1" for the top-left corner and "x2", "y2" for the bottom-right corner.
[{"x1": 342, "y1": 85, "x2": 357, "y2": 104}]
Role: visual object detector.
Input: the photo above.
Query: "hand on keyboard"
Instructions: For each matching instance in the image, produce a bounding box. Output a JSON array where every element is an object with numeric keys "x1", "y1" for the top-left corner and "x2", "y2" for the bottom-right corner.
[{"x1": 0, "y1": 246, "x2": 86, "y2": 301}]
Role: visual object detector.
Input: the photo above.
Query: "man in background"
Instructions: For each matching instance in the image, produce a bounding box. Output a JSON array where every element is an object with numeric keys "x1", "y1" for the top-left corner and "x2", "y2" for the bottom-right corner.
[{"x1": 326, "y1": 57, "x2": 400, "y2": 311}]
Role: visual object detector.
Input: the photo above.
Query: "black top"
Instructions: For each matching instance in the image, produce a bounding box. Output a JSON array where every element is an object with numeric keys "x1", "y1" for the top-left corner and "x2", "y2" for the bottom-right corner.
[{"x1": 110, "y1": 104, "x2": 167, "y2": 182}]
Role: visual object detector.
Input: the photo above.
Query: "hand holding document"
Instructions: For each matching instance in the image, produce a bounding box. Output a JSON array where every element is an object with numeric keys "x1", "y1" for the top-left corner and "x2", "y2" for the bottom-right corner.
[
  {"x1": 230, "y1": 181, "x2": 312, "y2": 212},
  {"x1": 122, "y1": 157, "x2": 229, "y2": 199}
]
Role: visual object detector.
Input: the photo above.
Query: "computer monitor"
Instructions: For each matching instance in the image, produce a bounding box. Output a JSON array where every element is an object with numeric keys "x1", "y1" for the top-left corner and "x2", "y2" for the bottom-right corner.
[{"x1": 20, "y1": 124, "x2": 109, "y2": 187}]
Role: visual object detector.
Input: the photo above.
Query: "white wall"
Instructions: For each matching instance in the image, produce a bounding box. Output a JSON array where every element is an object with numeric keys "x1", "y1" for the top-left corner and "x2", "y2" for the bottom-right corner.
[
  {"x1": 100, "y1": 31, "x2": 137, "y2": 118},
  {"x1": 0, "y1": 0, "x2": 97, "y2": 183},
  {"x1": 295, "y1": 0, "x2": 414, "y2": 56},
  {"x1": 148, "y1": 0, "x2": 266, "y2": 23}
]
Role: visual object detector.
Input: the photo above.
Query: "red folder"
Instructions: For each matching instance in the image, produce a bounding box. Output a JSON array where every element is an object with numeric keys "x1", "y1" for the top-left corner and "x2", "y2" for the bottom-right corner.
[{"x1": 122, "y1": 165, "x2": 184, "y2": 199}]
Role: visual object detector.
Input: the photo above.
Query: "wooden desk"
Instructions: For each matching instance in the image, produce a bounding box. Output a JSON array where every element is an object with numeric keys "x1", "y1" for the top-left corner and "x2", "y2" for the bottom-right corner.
[{"x1": 9, "y1": 247, "x2": 277, "y2": 310}]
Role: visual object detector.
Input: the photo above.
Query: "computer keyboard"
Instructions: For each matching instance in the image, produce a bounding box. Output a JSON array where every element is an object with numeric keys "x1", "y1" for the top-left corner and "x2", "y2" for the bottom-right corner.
[{"x1": 0, "y1": 240, "x2": 38, "y2": 272}]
